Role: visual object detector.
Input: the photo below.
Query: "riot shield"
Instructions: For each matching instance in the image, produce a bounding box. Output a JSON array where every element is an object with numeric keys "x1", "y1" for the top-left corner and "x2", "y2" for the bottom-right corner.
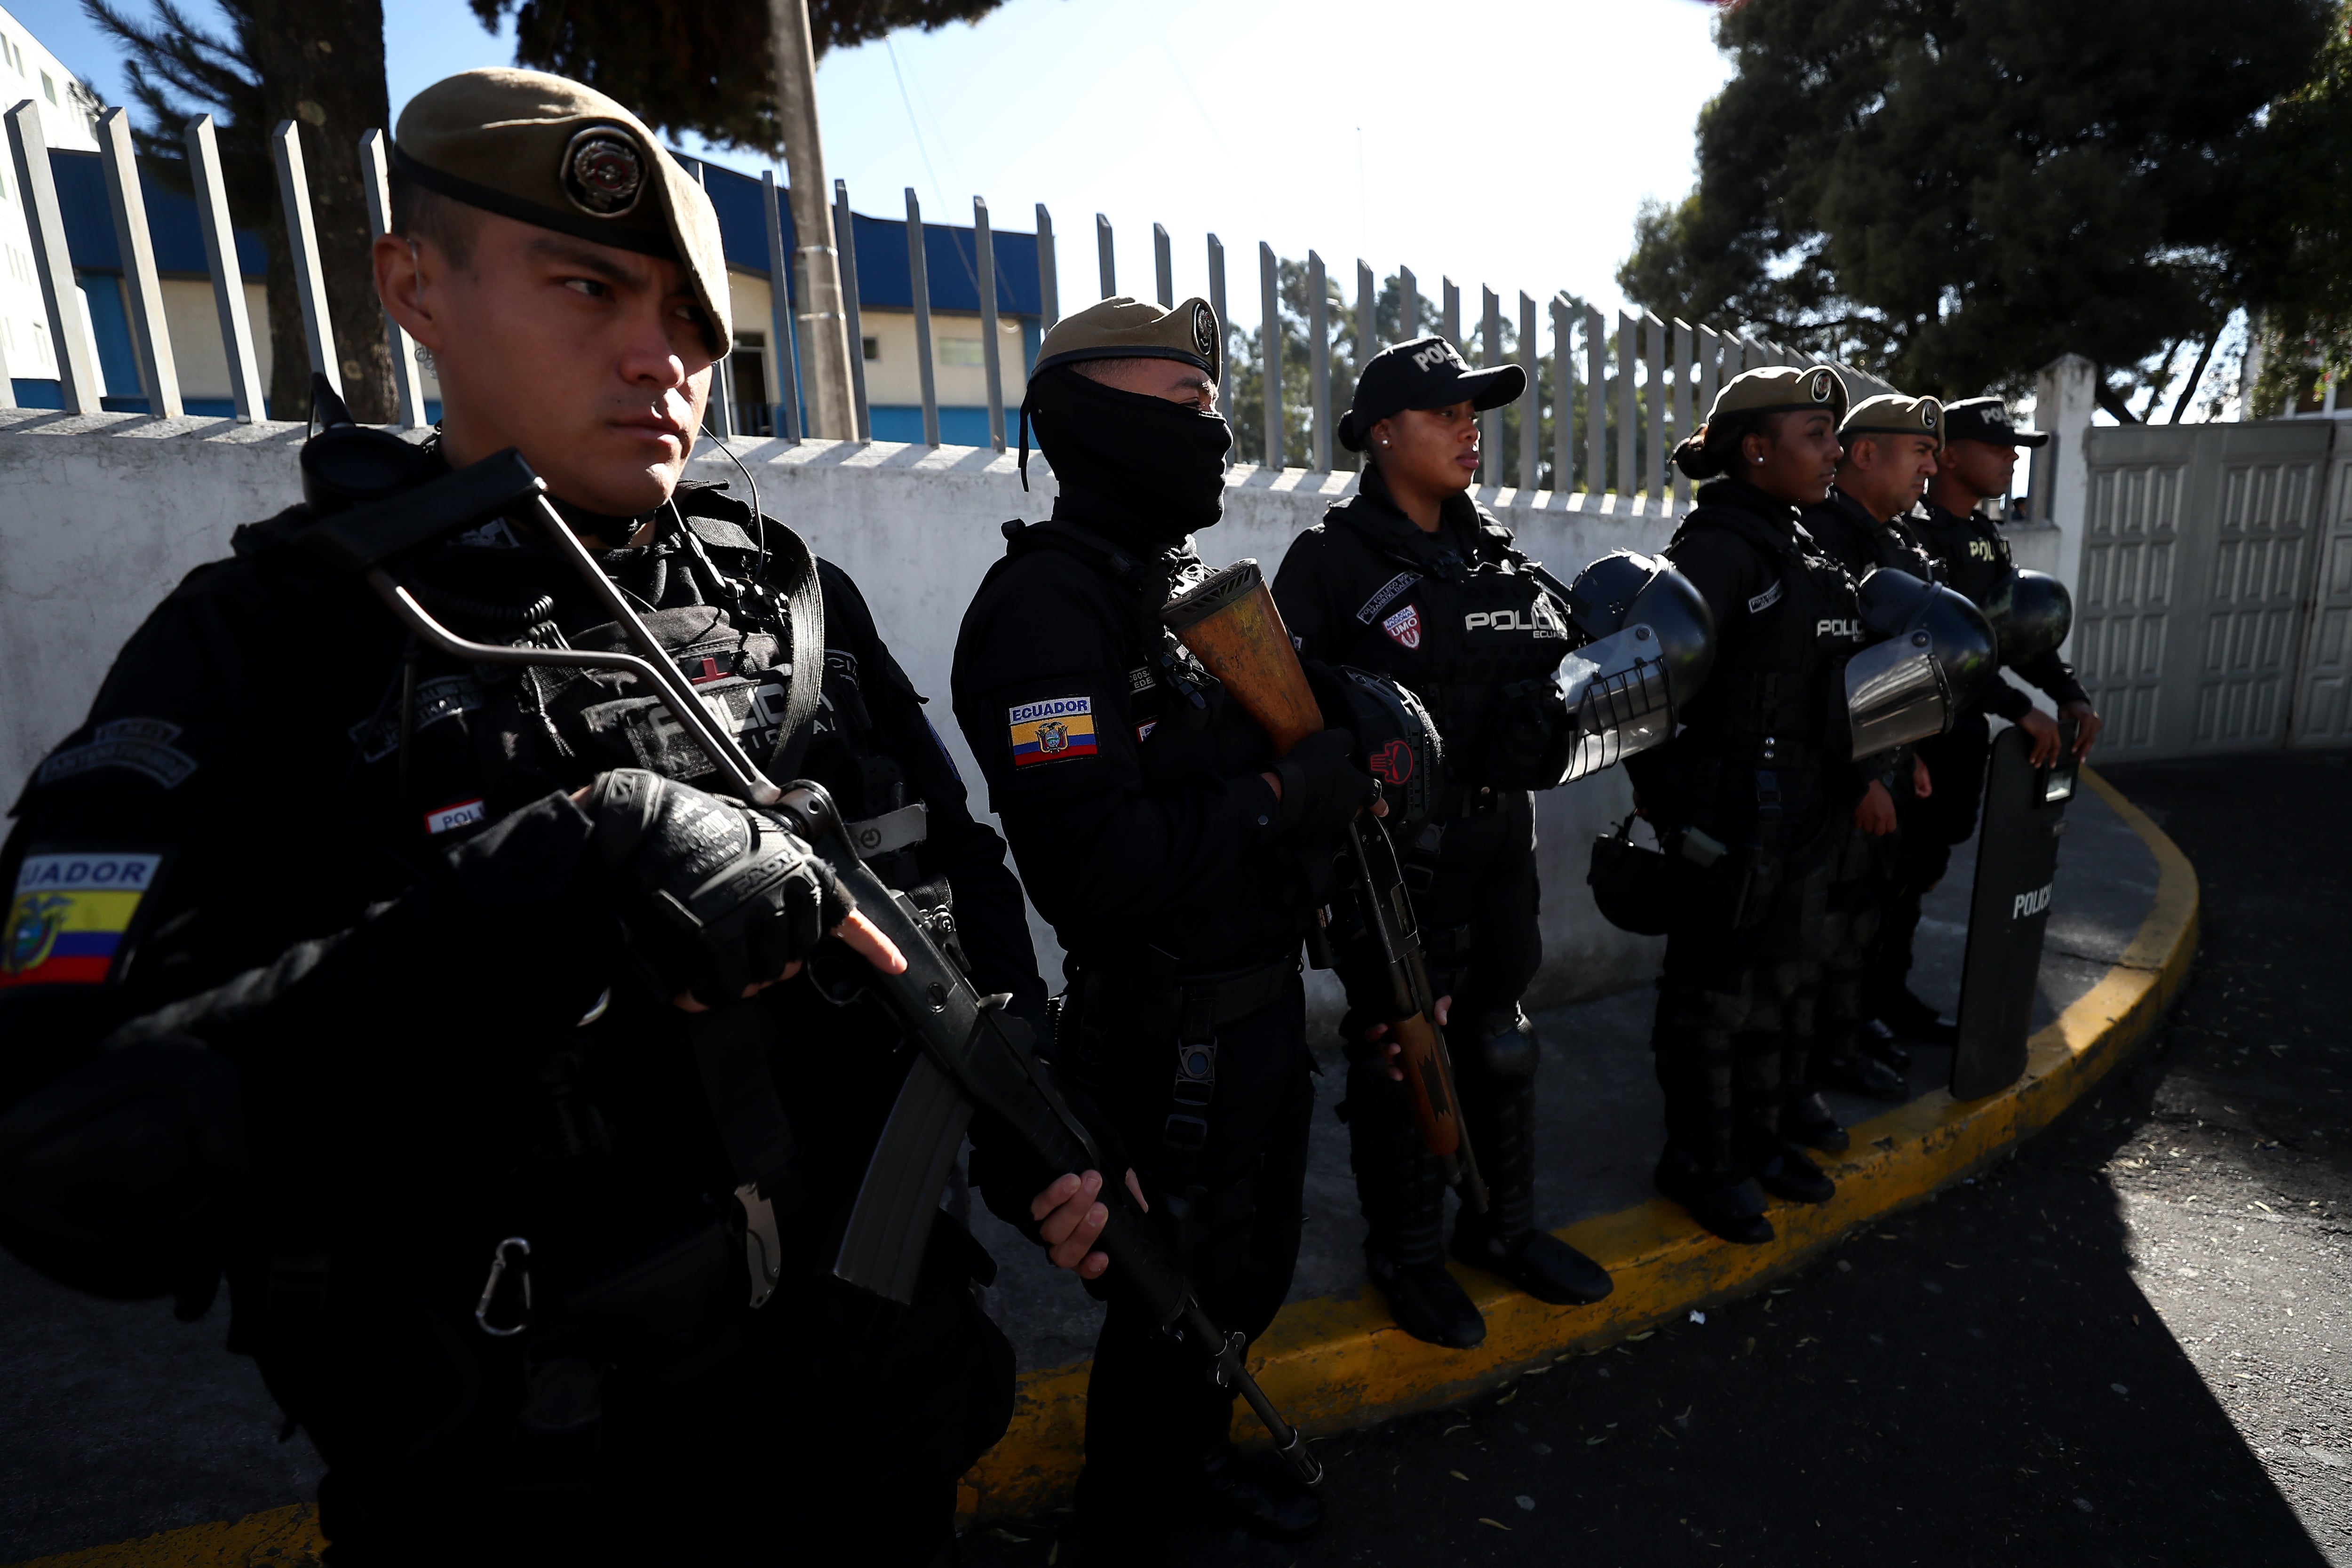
[{"x1": 1951, "y1": 719, "x2": 2079, "y2": 1099}]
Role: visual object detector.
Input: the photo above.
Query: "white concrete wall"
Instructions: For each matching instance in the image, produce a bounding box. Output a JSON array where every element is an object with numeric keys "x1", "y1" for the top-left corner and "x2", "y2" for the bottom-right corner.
[{"x1": 0, "y1": 416, "x2": 1699, "y2": 1022}]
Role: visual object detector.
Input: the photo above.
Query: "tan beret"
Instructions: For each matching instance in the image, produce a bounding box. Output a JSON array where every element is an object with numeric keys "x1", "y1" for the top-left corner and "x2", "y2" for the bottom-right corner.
[
  {"x1": 394, "y1": 68, "x2": 731, "y2": 352},
  {"x1": 1704, "y1": 364, "x2": 1849, "y2": 427},
  {"x1": 1033, "y1": 295, "x2": 1222, "y2": 383},
  {"x1": 1842, "y1": 392, "x2": 1944, "y2": 449}
]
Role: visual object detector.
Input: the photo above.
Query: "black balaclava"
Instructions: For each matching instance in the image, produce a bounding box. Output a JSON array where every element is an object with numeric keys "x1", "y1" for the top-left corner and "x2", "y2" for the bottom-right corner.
[{"x1": 1024, "y1": 365, "x2": 1232, "y2": 555}]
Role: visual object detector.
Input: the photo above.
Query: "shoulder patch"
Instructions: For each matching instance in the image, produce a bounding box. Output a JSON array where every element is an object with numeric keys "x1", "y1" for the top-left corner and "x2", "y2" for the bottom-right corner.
[
  {"x1": 1009, "y1": 696, "x2": 1098, "y2": 767},
  {"x1": 1354, "y1": 572, "x2": 1422, "y2": 625},
  {"x1": 1381, "y1": 604, "x2": 1423, "y2": 650},
  {"x1": 2, "y1": 851, "x2": 162, "y2": 989},
  {"x1": 36, "y1": 719, "x2": 198, "y2": 791},
  {"x1": 1747, "y1": 581, "x2": 1784, "y2": 615}
]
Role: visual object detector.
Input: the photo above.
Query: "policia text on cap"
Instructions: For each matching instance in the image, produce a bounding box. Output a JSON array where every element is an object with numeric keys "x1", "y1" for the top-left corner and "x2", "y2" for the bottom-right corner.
[{"x1": 0, "y1": 67, "x2": 1131, "y2": 1566}]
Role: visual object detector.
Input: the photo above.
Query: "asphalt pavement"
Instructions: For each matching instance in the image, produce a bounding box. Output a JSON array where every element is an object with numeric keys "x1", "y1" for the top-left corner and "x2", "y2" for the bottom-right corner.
[{"x1": 964, "y1": 751, "x2": 2352, "y2": 1568}]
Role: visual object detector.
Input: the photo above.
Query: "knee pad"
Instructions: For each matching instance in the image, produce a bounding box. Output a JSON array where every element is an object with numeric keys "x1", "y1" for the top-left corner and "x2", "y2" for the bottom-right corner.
[{"x1": 1470, "y1": 1008, "x2": 1539, "y2": 1087}]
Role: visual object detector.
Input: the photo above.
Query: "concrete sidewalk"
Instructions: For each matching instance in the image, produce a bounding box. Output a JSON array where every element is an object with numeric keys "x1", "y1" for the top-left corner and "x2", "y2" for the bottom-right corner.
[
  {"x1": 969, "y1": 781, "x2": 2162, "y2": 1375},
  {"x1": 0, "y1": 778, "x2": 2171, "y2": 1564}
]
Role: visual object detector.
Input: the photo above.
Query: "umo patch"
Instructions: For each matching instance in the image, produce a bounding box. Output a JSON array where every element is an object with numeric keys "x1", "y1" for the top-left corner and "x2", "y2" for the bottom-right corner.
[
  {"x1": 425, "y1": 798, "x2": 487, "y2": 836},
  {"x1": 1, "y1": 851, "x2": 161, "y2": 989},
  {"x1": 1381, "y1": 604, "x2": 1422, "y2": 650},
  {"x1": 1354, "y1": 572, "x2": 1422, "y2": 625},
  {"x1": 1009, "y1": 697, "x2": 1098, "y2": 767},
  {"x1": 1747, "y1": 581, "x2": 1783, "y2": 615},
  {"x1": 36, "y1": 718, "x2": 198, "y2": 790}
]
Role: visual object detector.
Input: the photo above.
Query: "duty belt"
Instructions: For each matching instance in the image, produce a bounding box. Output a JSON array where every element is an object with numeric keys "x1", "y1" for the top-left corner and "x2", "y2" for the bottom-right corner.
[{"x1": 1080, "y1": 950, "x2": 1300, "y2": 1160}]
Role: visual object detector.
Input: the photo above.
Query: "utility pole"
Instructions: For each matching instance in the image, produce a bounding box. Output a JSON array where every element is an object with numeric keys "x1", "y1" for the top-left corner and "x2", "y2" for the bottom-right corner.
[{"x1": 769, "y1": 0, "x2": 856, "y2": 439}]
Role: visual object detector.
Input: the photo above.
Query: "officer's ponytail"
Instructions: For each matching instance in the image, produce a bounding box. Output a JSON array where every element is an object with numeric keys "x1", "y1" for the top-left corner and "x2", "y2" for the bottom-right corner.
[{"x1": 1672, "y1": 411, "x2": 1780, "y2": 480}]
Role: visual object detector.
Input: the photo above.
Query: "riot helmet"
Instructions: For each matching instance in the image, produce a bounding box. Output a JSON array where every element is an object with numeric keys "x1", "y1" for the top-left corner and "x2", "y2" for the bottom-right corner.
[
  {"x1": 1836, "y1": 568, "x2": 1999, "y2": 757},
  {"x1": 1981, "y1": 568, "x2": 2073, "y2": 666},
  {"x1": 1327, "y1": 666, "x2": 1446, "y2": 828},
  {"x1": 1553, "y1": 552, "x2": 1717, "y2": 782}
]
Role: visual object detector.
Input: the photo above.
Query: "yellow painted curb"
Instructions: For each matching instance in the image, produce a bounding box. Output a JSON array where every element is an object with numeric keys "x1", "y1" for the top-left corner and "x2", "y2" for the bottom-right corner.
[
  {"x1": 958, "y1": 764, "x2": 2199, "y2": 1518},
  {"x1": 11, "y1": 767, "x2": 2195, "y2": 1563}
]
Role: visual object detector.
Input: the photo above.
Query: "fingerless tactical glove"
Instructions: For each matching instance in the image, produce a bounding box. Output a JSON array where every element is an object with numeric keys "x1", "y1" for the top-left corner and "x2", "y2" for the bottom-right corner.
[
  {"x1": 586, "y1": 769, "x2": 855, "y2": 1008},
  {"x1": 1273, "y1": 727, "x2": 1380, "y2": 844}
]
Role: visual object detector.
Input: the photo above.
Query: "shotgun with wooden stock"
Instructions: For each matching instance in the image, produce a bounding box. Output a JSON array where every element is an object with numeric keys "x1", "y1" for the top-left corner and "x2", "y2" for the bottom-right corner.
[{"x1": 1161, "y1": 560, "x2": 1489, "y2": 1216}]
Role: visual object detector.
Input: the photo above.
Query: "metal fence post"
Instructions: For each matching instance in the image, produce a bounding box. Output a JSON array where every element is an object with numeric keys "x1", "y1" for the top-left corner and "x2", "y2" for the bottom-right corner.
[
  {"x1": 1518, "y1": 291, "x2": 1538, "y2": 493},
  {"x1": 271, "y1": 121, "x2": 341, "y2": 399},
  {"x1": 1034, "y1": 202, "x2": 1059, "y2": 331},
  {"x1": 1207, "y1": 234, "x2": 1228, "y2": 388},
  {"x1": 1153, "y1": 222, "x2": 1173, "y2": 308},
  {"x1": 1670, "y1": 317, "x2": 1693, "y2": 508},
  {"x1": 357, "y1": 129, "x2": 423, "y2": 428},
  {"x1": 1550, "y1": 294, "x2": 1573, "y2": 493},
  {"x1": 1479, "y1": 285, "x2": 1501, "y2": 484},
  {"x1": 10, "y1": 102, "x2": 103, "y2": 413},
  {"x1": 1616, "y1": 310, "x2": 1637, "y2": 508},
  {"x1": 976, "y1": 195, "x2": 1005, "y2": 453},
  {"x1": 834, "y1": 180, "x2": 865, "y2": 439},
  {"x1": 1308, "y1": 249, "x2": 1329, "y2": 472},
  {"x1": 906, "y1": 188, "x2": 938, "y2": 446},
  {"x1": 1442, "y1": 277, "x2": 1460, "y2": 347},
  {"x1": 1259, "y1": 241, "x2": 1282, "y2": 470},
  {"x1": 98, "y1": 109, "x2": 181, "y2": 417},
  {"x1": 1095, "y1": 212, "x2": 1114, "y2": 298},
  {"x1": 691, "y1": 163, "x2": 734, "y2": 438},
  {"x1": 1584, "y1": 302, "x2": 1606, "y2": 499},
  {"x1": 1696, "y1": 324, "x2": 1722, "y2": 453},
  {"x1": 763, "y1": 171, "x2": 805, "y2": 442},
  {"x1": 1643, "y1": 310, "x2": 1665, "y2": 504},
  {"x1": 1720, "y1": 332, "x2": 1743, "y2": 382},
  {"x1": 184, "y1": 115, "x2": 262, "y2": 422},
  {"x1": 1355, "y1": 258, "x2": 1375, "y2": 363},
  {"x1": 1400, "y1": 266, "x2": 1418, "y2": 339}
]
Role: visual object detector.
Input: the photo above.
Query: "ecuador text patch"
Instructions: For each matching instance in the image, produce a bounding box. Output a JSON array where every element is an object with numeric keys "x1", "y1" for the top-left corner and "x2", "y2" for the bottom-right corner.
[
  {"x1": 1, "y1": 851, "x2": 161, "y2": 989},
  {"x1": 1008, "y1": 696, "x2": 1098, "y2": 768}
]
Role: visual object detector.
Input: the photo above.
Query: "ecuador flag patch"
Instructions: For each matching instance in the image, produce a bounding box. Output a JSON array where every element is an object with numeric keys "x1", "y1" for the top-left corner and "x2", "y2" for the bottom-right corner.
[
  {"x1": 2, "y1": 851, "x2": 162, "y2": 989},
  {"x1": 1009, "y1": 696, "x2": 1098, "y2": 768}
]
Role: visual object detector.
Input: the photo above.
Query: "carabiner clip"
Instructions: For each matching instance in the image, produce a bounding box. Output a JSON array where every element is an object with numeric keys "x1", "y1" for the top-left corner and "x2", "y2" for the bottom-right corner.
[{"x1": 475, "y1": 1236, "x2": 532, "y2": 1337}]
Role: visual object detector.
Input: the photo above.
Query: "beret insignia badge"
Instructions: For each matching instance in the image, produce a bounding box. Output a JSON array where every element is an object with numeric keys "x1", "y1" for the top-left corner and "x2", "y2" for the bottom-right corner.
[
  {"x1": 562, "y1": 127, "x2": 644, "y2": 217},
  {"x1": 1192, "y1": 301, "x2": 1217, "y2": 371},
  {"x1": 1923, "y1": 405, "x2": 1938, "y2": 429},
  {"x1": 1808, "y1": 369, "x2": 1833, "y2": 403}
]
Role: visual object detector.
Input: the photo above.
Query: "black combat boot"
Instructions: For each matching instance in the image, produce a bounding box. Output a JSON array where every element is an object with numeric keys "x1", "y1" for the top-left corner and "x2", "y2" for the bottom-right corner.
[
  {"x1": 1877, "y1": 986, "x2": 1958, "y2": 1047},
  {"x1": 1452, "y1": 1070, "x2": 1612, "y2": 1304},
  {"x1": 1348, "y1": 1055, "x2": 1486, "y2": 1348},
  {"x1": 1654, "y1": 1145, "x2": 1774, "y2": 1245},
  {"x1": 1816, "y1": 1049, "x2": 1907, "y2": 1101},
  {"x1": 1191, "y1": 1442, "x2": 1324, "y2": 1541},
  {"x1": 1858, "y1": 1016, "x2": 1913, "y2": 1071},
  {"x1": 1748, "y1": 1137, "x2": 1836, "y2": 1204},
  {"x1": 1780, "y1": 1084, "x2": 1851, "y2": 1153}
]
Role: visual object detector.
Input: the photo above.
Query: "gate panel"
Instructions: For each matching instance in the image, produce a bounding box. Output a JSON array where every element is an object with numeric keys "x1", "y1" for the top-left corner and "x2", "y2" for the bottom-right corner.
[{"x1": 2293, "y1": 446, "x2": 2352, "y2": 746}]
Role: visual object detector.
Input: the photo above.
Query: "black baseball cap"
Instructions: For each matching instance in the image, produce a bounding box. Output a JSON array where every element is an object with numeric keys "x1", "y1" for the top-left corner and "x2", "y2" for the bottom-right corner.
[
  {"x1": 1942, "y1": 396, "x2": 2049, "y2": 448},
  {"x1": 1338, "y1": 335, "x2": 1526, "y2": 452}
]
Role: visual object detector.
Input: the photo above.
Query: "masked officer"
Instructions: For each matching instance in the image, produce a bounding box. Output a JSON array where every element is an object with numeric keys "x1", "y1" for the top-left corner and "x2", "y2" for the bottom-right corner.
[
  {"x1": 1781, "y1": 392, "x2": 1946, "y2": 1147},
  {"x1": 952, "y1": 298, "x2": 1376, "y2": 1560},
  {"x1": 1622, "y1": 365, "x2": 1875, "y2": 1243},
  {"x1": 1267, "y1": 337, "x2": 1613, "y2": 1351},
  {"x1": 0, "y1": 70, "x2": 1119, "y2": 1567},
  {"x1": 1871, "y1": 397, "x2": 2102, "y2": 1043}
]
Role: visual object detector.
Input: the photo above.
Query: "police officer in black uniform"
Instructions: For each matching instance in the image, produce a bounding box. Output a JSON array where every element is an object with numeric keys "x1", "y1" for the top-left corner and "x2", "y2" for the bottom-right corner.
[
  {"x1": 1783, "y1": 392, "x2": 1947, "y2": 1145},
  {"x1": 953, "y1": 298, "x2": 1374, "y2": 1560},
  {"x1": 1871, "y1": 397, "x2": 2102, "y2": 1042},
  {"x1": 0, "y1": 70, "x2": 1115, "y2": 1567},
  {"x1": 1626, "y1": 366, "x2": 1875, "y2": 1243},
  {"x1": 1269, "y1": 337, "x2": 1612, "y2": 1350}
]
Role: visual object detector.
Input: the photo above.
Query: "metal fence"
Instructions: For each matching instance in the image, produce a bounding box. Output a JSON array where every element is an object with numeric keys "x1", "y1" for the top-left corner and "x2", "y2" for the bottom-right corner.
[{"x1": 1, "y1": 99, "x2": 1890, "y2": 501}]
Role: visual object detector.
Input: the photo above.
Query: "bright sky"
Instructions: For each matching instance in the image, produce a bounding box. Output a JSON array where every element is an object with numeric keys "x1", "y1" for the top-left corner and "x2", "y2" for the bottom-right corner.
[{"x1": 12, "y1": 0, "x2": 1735, "y2": 332}]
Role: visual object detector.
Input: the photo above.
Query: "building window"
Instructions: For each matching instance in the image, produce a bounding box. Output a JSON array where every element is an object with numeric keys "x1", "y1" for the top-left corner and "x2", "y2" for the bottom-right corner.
[
  {"x1": 938, "y1": 337, "x2": 983, "y2": 367},
  {"x1": 40, "y1": 70, "x2": 54, "y2": 105},
  {"x1": 862, "y1": 335, "x2": 879, "y2": 361}
]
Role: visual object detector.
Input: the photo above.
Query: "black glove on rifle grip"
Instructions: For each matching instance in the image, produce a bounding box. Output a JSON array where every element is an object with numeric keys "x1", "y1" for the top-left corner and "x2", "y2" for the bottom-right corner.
[
  {"x1": 587, "y1": 769, "x2": 854, "y2": 1007},
  {"x1": 1273, "y1": 727, "x2": 1378, "y2": 844}
]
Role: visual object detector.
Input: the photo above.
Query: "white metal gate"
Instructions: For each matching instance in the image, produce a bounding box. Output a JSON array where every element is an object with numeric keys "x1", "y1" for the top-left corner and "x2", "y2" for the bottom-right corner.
[{"x1": 2076, "y1": 420, "x2": 2340, "y2": 760}]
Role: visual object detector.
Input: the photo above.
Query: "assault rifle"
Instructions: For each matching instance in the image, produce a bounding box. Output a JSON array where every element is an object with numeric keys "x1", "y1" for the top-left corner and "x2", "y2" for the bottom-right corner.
[{"x1": 309, "y1": 447, "x2": 1323, "y2": 1486}]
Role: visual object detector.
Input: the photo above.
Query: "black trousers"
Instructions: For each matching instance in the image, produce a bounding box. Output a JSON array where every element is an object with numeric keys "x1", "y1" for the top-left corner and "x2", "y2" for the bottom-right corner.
[
  {"x1": 1651, "y1": 842, "x2": 1830, "y2": 1171},
  {"x1": 287, "y1": 1226, "x2": 1012, "y2": 1568},
  {"x1": 1344, "y1": 792, "x2": 1546, "y2": 1258},
  {"x1": 1873, "y1": 714, "x2": 1992, "y2": 1005},
  {"x1": 1079, "y1": 980, "x2": 1313, "y2": 1526}
]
